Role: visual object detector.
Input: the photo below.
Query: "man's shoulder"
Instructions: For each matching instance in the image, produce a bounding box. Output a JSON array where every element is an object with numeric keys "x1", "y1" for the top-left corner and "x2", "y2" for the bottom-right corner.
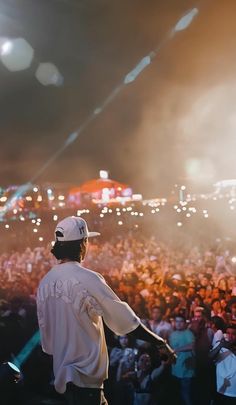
[
  {"x1": 38, "y1": 265, "x2": 58, "y2": 285},
  {"x1": 79, "y1": 265, "x2": 105, "y2": 283},
  {"x1": 37, "y1": 263, "x2": 107, "y2": 301}
]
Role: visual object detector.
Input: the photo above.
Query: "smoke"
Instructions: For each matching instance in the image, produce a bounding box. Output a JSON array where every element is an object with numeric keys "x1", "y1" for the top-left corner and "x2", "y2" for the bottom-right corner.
[
  {"x1": 1, "y1": 0, "x2": 236, "y2": 204},
  {"x1": 123, "y1": 0, "x2": 236, "y2": 197}
]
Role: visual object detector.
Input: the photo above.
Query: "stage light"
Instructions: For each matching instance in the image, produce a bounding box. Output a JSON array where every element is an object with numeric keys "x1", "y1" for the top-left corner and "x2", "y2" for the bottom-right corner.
[
  {"x1": 99, "y1": 170, "x2": 109, "y2": 179},
  {"x1": 0, "y1": 361, "x2": 22, "y2": 402},
  {"x1": 0, "y1": 362, "x2": 21, "y2": 386}
]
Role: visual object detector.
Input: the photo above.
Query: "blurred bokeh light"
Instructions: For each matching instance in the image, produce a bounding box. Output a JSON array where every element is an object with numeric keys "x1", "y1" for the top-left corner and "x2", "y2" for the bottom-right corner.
[
  {"x1": 0, "y1": 37, "x2": 34, "y2": 71},
  {"x1": 35, "y1": 62, "x2": 63, "y2": 86}
]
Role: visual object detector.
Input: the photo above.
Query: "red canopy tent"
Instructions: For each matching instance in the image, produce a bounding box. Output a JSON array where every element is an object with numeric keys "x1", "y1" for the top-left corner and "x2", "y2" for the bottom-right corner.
[
  {"x1": 70, "y1": 178, "x2": 129, "y2": 194},
  {"x1": 68, "y1": 178, "x2": 132, "y2": 206}
]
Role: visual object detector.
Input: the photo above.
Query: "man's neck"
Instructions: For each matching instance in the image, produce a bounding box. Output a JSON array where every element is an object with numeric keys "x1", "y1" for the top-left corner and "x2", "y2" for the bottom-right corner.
[{"x1": 60, "y1": 259, "x2": 79, "y2": 264}]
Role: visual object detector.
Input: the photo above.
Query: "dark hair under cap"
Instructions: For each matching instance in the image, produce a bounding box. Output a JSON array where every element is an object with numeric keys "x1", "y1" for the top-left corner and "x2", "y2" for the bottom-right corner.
[{"x1": 51, "y1": 238, "x2": 86, "y2": 262}]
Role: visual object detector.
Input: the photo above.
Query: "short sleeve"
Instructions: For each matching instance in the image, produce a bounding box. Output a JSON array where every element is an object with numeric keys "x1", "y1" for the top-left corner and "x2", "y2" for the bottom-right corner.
[
  {"x1": 89, "y1": 274, "x2": 140, "y2": 336},
  {"x1": 212, "y1": 330, "x2": 223, "y2": 347}
]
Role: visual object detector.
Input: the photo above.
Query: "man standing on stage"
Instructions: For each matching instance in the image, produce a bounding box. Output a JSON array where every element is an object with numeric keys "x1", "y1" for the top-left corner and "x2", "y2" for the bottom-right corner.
[{"x1": 37, "y1": 216, "x2": 175, "y2": 405}]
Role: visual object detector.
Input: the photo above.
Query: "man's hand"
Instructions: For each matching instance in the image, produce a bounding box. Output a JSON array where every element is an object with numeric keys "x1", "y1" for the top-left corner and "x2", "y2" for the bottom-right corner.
[
  {"x1": 158, "y1": 341, "x2": 177, "y2": 364},
  {"x1": 128, "y1": 323, "x2": 177, "y2": 363}
]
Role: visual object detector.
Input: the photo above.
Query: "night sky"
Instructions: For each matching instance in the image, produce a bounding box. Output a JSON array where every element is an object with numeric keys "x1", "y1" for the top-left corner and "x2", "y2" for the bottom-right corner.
[{"x1": 0, "y1": 0, "x2": 236, "y2": 197}]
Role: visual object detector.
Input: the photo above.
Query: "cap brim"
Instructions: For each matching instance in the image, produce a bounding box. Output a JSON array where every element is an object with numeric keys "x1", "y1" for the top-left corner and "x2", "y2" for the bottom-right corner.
[{"x1": 88, "y1": 232, "x2": 101, "y2": 237}]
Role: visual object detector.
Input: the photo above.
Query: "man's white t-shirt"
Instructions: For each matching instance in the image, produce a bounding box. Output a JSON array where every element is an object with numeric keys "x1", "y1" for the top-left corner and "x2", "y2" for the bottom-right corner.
[
  {"x1": 37, "y1": 261, "x2": 140, "y2": 394},
  {"x1": 214, "y1": 344, "x2": 236, "y2": 398}
]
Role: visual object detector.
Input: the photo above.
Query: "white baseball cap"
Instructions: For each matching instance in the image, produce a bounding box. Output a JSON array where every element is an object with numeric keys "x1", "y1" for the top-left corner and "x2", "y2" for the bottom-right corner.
[
  {"x1": 55, "y1": 216, "x2": 100, "y2": 242},
  {"x1": 172, "y1": 274, "x2": 182, "y2": 281}
]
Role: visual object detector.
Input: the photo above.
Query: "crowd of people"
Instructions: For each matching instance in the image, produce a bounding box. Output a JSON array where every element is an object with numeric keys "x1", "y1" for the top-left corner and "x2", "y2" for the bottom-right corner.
[{"x1": 0, "y1": 231, "x2": 235, "y2": 404}]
